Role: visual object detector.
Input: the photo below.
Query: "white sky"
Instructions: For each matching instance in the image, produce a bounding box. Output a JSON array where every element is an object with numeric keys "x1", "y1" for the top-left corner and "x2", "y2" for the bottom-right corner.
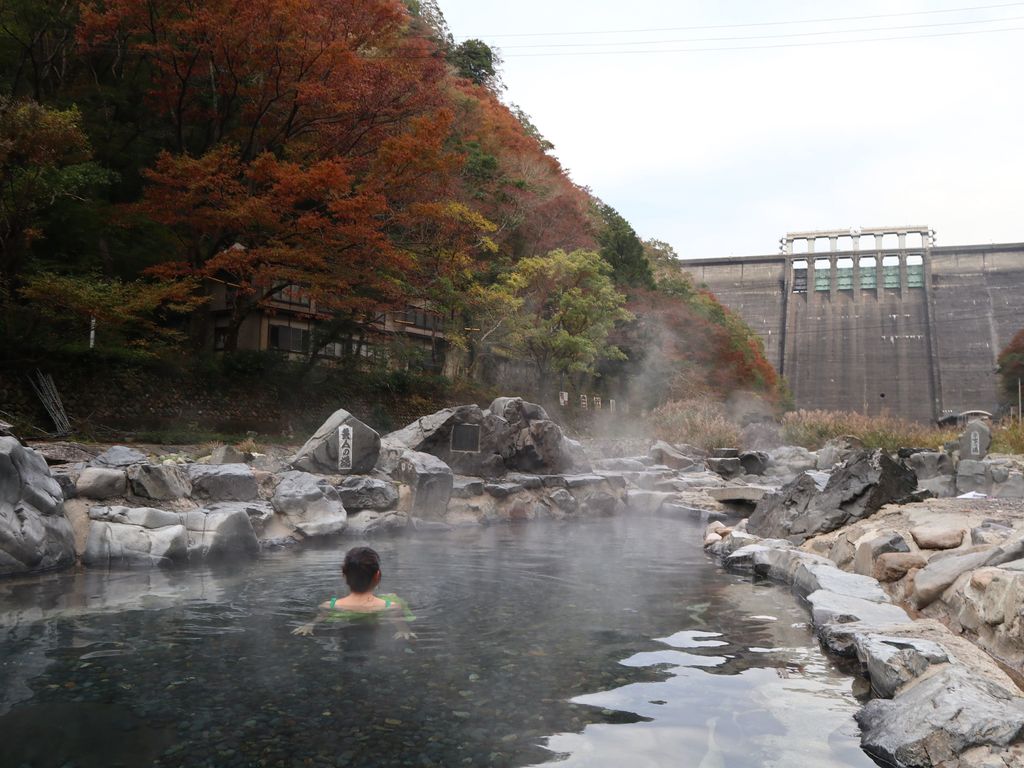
[{"x1": 438, "y1": 1, "x2": 1024, "y2": 258}]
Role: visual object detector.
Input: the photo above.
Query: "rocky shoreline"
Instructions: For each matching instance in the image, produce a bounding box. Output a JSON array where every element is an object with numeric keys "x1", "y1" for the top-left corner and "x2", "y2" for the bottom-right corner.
[{"x1": 4, "y1": 403, "x2": 1024, "y2": 767}]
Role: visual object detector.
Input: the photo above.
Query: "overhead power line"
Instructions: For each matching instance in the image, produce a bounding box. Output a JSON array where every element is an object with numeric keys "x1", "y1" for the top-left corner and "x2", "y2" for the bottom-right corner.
[
  {"x1": 497, "y1": 15, "x2": 1024, "y2": 49},
  {"x1": 454, "y1": 1, "x2": 1024, "y2": 39},
  {"x1": 500, "y1": 25, "x2": 1024, "y2": 57}
]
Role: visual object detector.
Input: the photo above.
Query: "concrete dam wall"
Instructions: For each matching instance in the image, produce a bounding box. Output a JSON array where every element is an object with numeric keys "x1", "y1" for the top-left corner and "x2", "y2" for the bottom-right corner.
[{"x1": 681, "y1": 237, "x2": 1024, "y2": 422}]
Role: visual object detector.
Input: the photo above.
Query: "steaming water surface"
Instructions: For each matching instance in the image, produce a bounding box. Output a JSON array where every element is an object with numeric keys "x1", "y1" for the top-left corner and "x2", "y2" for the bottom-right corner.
[{"x1": 0, "y1": 515, "x2": 876, "y2": 767}]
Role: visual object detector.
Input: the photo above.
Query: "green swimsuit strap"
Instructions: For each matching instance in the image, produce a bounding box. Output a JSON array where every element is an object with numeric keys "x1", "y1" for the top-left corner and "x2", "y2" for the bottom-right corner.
[{"x1": 330, "y1": 597, "x2": 337, "y2": 610}]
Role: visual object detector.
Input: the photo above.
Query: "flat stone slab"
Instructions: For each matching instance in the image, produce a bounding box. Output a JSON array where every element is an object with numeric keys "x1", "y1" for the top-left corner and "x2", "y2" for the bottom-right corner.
[
  {"x1": 806, "y1": 589, "x2": 912, "y2": 628},
  {"x1": 91, "y1": 446, "x2": 148, "y2": 468},
  {"x1": 705, "y1": 485, "x2": 771, "y2": 503},
  {"x1": 563, "y1": 474, "x2": 605, "y2": 488},
  {"x1": 451, "y1": 477, "x2": 485, "y2": 498},
  {"x1": 484, "y1": 482, "x2": 523, "y2": 498},
  {"x1": 910, "y1": 525, "x2": 965, "y2": 550}
]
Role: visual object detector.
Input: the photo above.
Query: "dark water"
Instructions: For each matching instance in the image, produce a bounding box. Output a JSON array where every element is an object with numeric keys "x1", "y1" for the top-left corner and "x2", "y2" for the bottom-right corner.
[{"x1": 0, "y1": 515, "x2": 876, "y2": 768}]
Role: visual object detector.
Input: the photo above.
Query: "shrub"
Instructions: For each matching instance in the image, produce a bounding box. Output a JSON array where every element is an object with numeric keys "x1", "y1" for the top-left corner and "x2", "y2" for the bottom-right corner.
[
  {"x1": 781, "y1": 410, "x2": 956, "y2": 453},
  {"x1": 647, "y1": 398, "x2": 741, "y2": 452}
]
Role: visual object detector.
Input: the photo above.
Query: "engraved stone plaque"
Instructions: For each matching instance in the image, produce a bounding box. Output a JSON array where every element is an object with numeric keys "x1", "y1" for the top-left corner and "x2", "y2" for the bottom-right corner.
[
  {"x1": 337, "y1": 425, "x2": 354, "y2": 471},
  {"x1": 450, "y1": 423, "x2": 481, "y2": 453}
]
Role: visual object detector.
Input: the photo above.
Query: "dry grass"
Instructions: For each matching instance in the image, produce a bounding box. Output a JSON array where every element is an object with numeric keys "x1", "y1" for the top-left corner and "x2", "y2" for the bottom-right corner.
[
  {"x1": 993, "y1": 421, "x2": 1024, "y2": 455},
  {"x1": 235, "y1": 437, "x2": 262, "y2": 454},
  {"x1": 647, "y1": 399, "x2": 742, "y2": 452},
  {"x1": 781, "y1": 410, "x2": 957, "y2": 453}
]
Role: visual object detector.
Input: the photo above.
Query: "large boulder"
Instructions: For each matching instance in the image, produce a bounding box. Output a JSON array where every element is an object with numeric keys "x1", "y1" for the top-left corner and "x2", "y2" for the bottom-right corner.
[
  {"x1": 179, "y1": 507, "x2": 259, "y2": 559},
  {"x1": 856, "y1": 666, "x2": 1024, "y2": 767},
  {"x1": 395, "y1": 450, "x2": 453, "y2": 519},
  {"x1": 747, "y1": 450, "x2": 918, "y2": 543},
  {"x1": 0, "y1": 437, "x2": 76, "y2": 576},
  {"x1": 75, "y1": 467, "x2": 128, "y2": 499},
  {"x1": 90, "y1": 445, "x2": 148, "y2": 468},
  {"x1": 187, "y1": 463, "x2": 258, "y2": 501},
  {"x1": 128, "y1": 463, "x2": 191, "y2": 501},
  {"x1": 291, "y1": 409, "x2": 380, "y2": 475},
  {"x1": 336, "y1": 476, "x2": 399, "y2": 511},
  {"x1": 83, "y1": 506, "x2": 187, "y2": 568},
  {"x1": 271, "y1": 470, "x2": 347, "y2": 537},
  {"x1": 378, "y1": 405, "x2": 511, "y2": 477}
]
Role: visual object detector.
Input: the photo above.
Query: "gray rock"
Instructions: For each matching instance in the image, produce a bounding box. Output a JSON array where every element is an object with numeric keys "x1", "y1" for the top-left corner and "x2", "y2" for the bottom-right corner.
[
  {"x1": 806, "y1": 589, "x2": 912, "y2": 627},
  {"x1": 82, "y1": 519, "x2": 187, "y2": 568},
  {"x1": 291, "y1": 408, "x2": 380, "y2": 475},
  {"x1": 959, "y1": 420, "x2": 992, "y2": 461},
  {"x1": 335, "y1": 476, "x2": 399, "y2": 511},
  {"x1": 593, "y1": 471, "x2": 627, "y2": 489},
  {"x1": 910, "y1": 525, "x2": 965, "y2": 550},
  {"x1": 958, "y1": 459, "x2": 992, "y2": 495},
  {"x1": 76, "y1": 467, "x2": 128, "y2": 499},
  {"x1": 484, "y1": 482, "x2": 523, "y2": 498},
  {"x1": 411, "y1": 517, "x2": 454, "y2": 532},
  {"x1": 187, "y1": 463, "x2": 258, "y2": 502},
  {"x1": 918, "y1": 475, "x2": 957, "y2": 498},
  {"x1": 792, "y1": 561, "x2": 891, "y2": 603},
  {"x1": 748, "y1": 450, "x2": 918, "y2": 543},
  {"x1": 547, "y1": 488, "x2": 577, "y2": 513},
  {"x1": 857, "y1": 666, "x2": 1024, "y2": 767},
  {"x1": 128, "y1": 464, "x2": 191, "y2": 501},
  {"x1": 579, "y1": 490, "x2": 620, "y2": 516},
  {"x1": 908, "y1": 450, "x2": 954, "y2": 480},
  {"x1": 912, "y1": 548, "x2": 997, "y2": 608},
  {"x1": 854, "y1": 532, "x2": 911, "y2": 576},
  {"x1": 179, "y1": 506, "x2": 259, "y2": 559},
  {"x1": 271, "y1": 471, "x2": 347, "y2": 537},
  {"x1": 710, "y1": 448, "x2": 740, "y2": 459},
  {"x1": 50, "y1": 468, "x2": 78, "y2": 500},
  {"x1": 379, "y1": 405, "x2": 509, "y2": 478},
  {"x1": 506, "y1": 473, "x2": 543, "y2": 490},
  {"x1": 854, "y1": 634, "x2": 949, "y2": 698},
  {"x1": 592, "y1": 457, "x2": 648, "y2": 472},
  {"x1": 993, "y1": 470, "x2": 1024, "y2": 499},
  {"x1": 564, "y1": 474, "x2": 605, "y2": 488},
  {"x1": 395, "y1": 451, "x2": 453, "y2": 519},
  {"x1": 624, "y1": 490, "x2": 672, "y2": 514},
  {"x1": 707, "y1": 457, "x2": 742, "y2": 479},
  {"x1": 648, "y1": 441, "x2": 696, "y2": 470},
  {"x1": 705, "y1": 485, "x2": 770, "y2": 503},
  {"x1": 89, "y1": 505, "x2": 181, "y2": 528},
  {"x1": 205, "y1": 501, "x2": 275, "y2": 538},
  {"x1": 973, "y1": 522, "x2": 1014, "y2": 546},
  {"x1": 738, "y1": 451, "x2": 769, "y2": 476},
  {"x1": 345, "y1": 510, "x2": 407, "y2": 536},
  {"x1": 91, "y1": 445, "x2": 148, "y2": 468},
  {"x1": 489, "y1": 396, "x2": 549, "y2": 426},
  {"x1": 209, "y1": 445, "x2": 251, "y2": 465},
  {"x1": 451, "y1": 477, "x2": 485, "y2": 498},
  {"x1": 0, "y1": 437, "x2": 76, "y2": 576}
]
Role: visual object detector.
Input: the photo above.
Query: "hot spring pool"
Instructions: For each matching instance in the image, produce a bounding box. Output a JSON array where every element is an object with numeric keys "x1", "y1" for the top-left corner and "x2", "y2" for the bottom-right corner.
[{"x1": 0, "y1": 515, "x2": 877, "y2": 767}]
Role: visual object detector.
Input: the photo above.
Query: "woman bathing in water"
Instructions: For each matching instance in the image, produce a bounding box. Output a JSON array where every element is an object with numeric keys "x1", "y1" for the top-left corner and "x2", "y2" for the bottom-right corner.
[{"x1": 292, "y1": 546, "x2": 414, "y2": 639}]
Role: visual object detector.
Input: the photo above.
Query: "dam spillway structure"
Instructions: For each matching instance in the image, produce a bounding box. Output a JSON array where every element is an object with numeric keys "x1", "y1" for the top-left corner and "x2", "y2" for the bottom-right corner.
[{"x1": 681, "y1": 226, "x2": 1024, "y2": 422}]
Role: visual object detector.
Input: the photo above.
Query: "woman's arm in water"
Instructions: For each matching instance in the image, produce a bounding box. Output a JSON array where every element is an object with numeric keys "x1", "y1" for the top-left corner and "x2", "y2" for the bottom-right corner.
[{"x1": 292, "y1": 601, "x2": 331, "y2": 636}]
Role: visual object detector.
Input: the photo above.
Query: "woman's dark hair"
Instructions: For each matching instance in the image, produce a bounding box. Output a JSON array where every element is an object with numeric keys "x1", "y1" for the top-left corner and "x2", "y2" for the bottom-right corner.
[{"x1": 342, "y1": 547, "x2": 381, "y2": 593}]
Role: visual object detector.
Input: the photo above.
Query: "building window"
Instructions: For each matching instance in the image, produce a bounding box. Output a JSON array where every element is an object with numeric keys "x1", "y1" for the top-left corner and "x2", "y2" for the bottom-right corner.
[
  {"x1": 836, "y1": 258, "x2": 854, "y2": 291},
  {"x1": 814, "y1": 258, "x2": 831, "y2": 291},
  {"x1": 400, "y1": 305, "x2": 443, "y2": 331},
  {"x1": 882, "y1": 255, "x2": 900, "y2": 289},
  {"x1": 792, "y1": 260, "x2": 808, "y2": 293},
  {"x1": 268, "y1": 324, "x2": 309, "y2": 353},
  {"x1": 860, "y1": 256, "x2": 877, "y2": 289},
  {"x1": 907, "y1": 254, "x2": 925, "y2": 288}
]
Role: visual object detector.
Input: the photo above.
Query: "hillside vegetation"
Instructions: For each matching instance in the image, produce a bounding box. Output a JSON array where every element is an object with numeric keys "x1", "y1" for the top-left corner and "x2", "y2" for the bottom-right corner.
[{"x1": 0, "y1": 0, "x2": 780, "y2": 437}]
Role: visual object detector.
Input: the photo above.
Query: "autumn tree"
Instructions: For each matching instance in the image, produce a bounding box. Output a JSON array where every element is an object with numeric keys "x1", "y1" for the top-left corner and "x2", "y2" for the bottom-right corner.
[
  {"x1": 998, "y1": 328, "x2": 1024, "y2": 403},
  {"x1": 487, "y1": 249, "x2": 632, "y2": 397},
  {"x1": 0, "y1": 98, "x2": 108, "y2": 288}
]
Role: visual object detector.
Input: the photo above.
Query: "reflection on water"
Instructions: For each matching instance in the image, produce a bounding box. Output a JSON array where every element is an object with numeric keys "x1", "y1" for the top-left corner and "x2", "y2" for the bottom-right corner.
[{"x1": 0, "y1": 516, "x2": 874, "y2": 767}]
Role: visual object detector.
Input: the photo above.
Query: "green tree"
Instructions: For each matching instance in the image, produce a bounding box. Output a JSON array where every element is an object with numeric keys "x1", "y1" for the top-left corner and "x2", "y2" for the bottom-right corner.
[
  {"x1": 491, "y1": 249, "x2": 632, "y2": 396},
  {"x1": 450, "y1": 39, "x2": 503, "y2": 91},
  {"x1": 0, "y1": 98, "x2": 109, "y2": 288},
  {"x1": 597, "y1": 203, "x2": 655, "y2": 289}
]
